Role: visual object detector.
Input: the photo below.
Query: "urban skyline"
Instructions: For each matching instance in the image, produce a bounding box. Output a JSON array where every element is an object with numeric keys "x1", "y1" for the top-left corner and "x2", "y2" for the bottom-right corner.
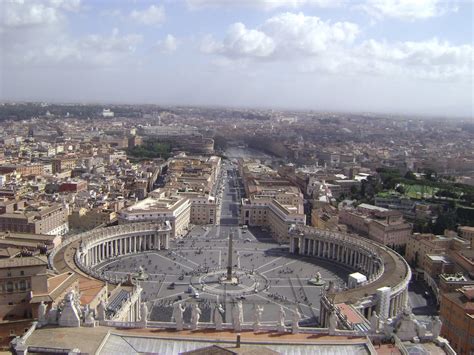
[{"x1": 1, "y1": 0, "x2": 473, "y2": 117}]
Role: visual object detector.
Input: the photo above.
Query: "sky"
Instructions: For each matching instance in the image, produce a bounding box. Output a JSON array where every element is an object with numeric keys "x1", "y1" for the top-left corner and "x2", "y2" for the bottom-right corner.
[{"x1": 0, "y1": 0, "x2": 473, "y2": 117}]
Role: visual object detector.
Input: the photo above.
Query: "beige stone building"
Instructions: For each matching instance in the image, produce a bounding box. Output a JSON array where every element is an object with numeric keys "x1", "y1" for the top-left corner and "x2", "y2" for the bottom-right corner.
[
  {"x1": 0, "y1": 256, "x2": 48, "y2": 320},
  {"x1": 69, "y1": 207, "x2": 117, "y2": 231},
  {"x1": 311, "y1": 205, "x2": 339, "y2": 231},
  {"x1": 0, "y1": 203, "x2": 69, "y2": 236},
  {"x1": 241, "y1": 195, "x2": 306, "y2": 242},
  {"x1": 0, "y1": 256, "x2": 77, "y2": 323},
  {"x1": 339, "y1": 203, "x2": 411, "y2": 247},
  {"x1": 459, "y1": 226, "x2": 474, "y2": 247},
  {"x1": 405, "y1": 233, "x2": 467, "y2": 269},
  {"x1": 118, "y1": 190, "x2": 191, "y2": 238}
]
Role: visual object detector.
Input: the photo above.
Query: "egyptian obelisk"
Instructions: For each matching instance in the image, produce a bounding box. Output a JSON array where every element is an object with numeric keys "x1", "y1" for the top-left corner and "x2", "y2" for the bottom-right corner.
[{"x1": 226, "y1": 232, "x2": 233, "y2": 280}]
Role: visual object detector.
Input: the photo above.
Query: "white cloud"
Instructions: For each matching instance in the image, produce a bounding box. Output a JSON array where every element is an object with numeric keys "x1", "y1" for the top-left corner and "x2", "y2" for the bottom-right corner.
[
  {"x1": 355, "y1": 38, "x2": 473, "y2": 79},
  {"x1": 201, "y1": 13, "x2": 358, "y2": 58},
  {"x1": 48, "y1": 0, "x2": 81, "y2": 12},
  {"x1": 15, "y1": 28, "x2": 143, "y2": 67},
  {"x1": 2, "y1": 0, "x2": 59, "y2": 27},
  {"x1": 130, "y1": 5, "x2": 165, "y2": 26},
  {"x1": 0, "y1": 0, "x2": 81, "y2": 28},
  {"x1": 362, "y1": 0, "x2": 457, "y2": 20},
  {"x1": 262, "y1": 12, "x2": 359, "y2": 55},
  {"x1": 187, "y1": 0, "x2": 340, "y2": 10},
  {"x1": 156, "y1": 34, "x2": 179, "y2": 53},
  {"x1": 201, "y1": 12, "x2": 473, "y2": 81}
]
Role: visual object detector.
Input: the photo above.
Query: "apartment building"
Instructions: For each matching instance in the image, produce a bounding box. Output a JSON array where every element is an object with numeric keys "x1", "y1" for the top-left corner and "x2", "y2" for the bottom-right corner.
[
  {"x1": 118, "y1": 190, "x2": 191, "y2": 238},
  {"x1": 339, "y1": 203, "x2": 411, "y2": 247},
  {"x1": 0, "y1": 232, "x2": 61, "y2": 255},
  {"x1": 0, "y1": 256, "x2": 48, "y2": 320},
  {"x1": 0, "y1": 164, "x2": 44, "y2": 176},
  {"x1": 311, "y1": 205, "x2": 339, "y2": 231},
  {"x1": 440, "y1": 285, "x2": 474, "y2": 354},
  {"x1": 183, "y1": 194, "x2": 218, "y2": 225},
  {"x1": 0, "y1": 203, "x2": 69, "y2": 236},
  {"x1": 241, "y1": 195, "x2": 306, "y2": 242},
  {"x1": 69, "y1": 207, "x2": 117, "y2": 231},
  {"x1": 52, "y1": 157, "x2": 77, "y2": 174},
  {"x1": 459, "y1": 226, "x2": 474, "y2": 246},
  {"x1": 405, "y1": 233, "x2": 459, "y2": 269}
]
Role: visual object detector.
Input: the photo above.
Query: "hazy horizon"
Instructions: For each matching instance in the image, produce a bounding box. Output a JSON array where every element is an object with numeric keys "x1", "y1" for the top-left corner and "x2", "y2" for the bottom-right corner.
[{"x1": 1, "y1": 0, "x2": 473, "y2": 117}]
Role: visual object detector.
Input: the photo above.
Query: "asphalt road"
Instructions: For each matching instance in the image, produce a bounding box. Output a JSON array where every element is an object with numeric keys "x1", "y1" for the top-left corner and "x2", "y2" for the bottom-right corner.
[{"x1": 408, "y1": 278, "x2": 439, "y2": 328}]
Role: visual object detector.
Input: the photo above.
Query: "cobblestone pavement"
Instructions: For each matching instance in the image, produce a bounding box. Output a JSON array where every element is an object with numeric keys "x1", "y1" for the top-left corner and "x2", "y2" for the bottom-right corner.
[{"x1": 95, "y1": 226, "x2": 353, "y2": 327}]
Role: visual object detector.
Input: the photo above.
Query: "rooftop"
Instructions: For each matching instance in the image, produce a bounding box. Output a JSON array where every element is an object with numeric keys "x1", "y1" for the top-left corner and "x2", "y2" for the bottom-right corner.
[
  {"x1": 0, "y1": 255, "x2": 48, "y2": 269},
  {"x1": 23, "y1": 326, "x2": 374, "y2": 355}
]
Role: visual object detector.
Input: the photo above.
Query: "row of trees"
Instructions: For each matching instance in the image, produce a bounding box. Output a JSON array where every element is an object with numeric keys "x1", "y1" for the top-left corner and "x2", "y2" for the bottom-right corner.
[{"x1": 126, "y1": 141, "x2": 171, "y2": 160}]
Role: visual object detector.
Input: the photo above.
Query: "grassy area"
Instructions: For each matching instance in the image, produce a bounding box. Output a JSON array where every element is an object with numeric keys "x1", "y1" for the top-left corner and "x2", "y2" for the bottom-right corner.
[{"x1": 403, "y1": 184, "x2": 438, "y2": 199}]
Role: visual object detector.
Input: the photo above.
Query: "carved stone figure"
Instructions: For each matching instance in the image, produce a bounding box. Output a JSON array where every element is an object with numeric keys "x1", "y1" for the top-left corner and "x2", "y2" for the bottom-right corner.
[
  {"x1": 58, "y1": 291, "x2": 81, "y2": 327},
  {"x1": 328, "y1": 309, "x2": 337, "y2": 334},
  {"x1": 190, "y1": 303, "x2": 201, "y2": 330},
  {"x1": 370, "y1": 311, "x2": 379, "y2": 332},
  {"x1": 140, "y1": 302, "x2": 148, "y2": 327},
  {"x1": 85, "y1": 309, "x2": 96, "y2": 327},
  {"x1": 214, "y1": 303, "x2": 224, "y2": 330},
  {"x1": 38, "y1": 301, "x2": 47, "y2": 326},
  {"x1": 172, "y1": 303, "x2": 185, "y2": 331},
  {"x1": 97, "y1": 300, "x2": 106, "y2": 321},
  {"x1": 292, "y1": 307, "x2": 301, "y2": 334},
  {"x1": 47, "y1": 307, "x2": 59, "y2": 325},
  {"x1": 327, "y1": 280, "x2": 335, "y2": 293},
  {"x1": 416, "y1": 321, "x2": 426, "y2": 337},
  {"x1": 431, "y1": 316, "x2": 442, "y2": 338},
  {"x1": 277, "y1": 306, "x2": 286, "y2": 333},
  {"x1": 232, "y1": 301, "x2": 243, "y2": 331},
  {"x1": 253, "y1": 304, "x2": 264, "y2": 332}
]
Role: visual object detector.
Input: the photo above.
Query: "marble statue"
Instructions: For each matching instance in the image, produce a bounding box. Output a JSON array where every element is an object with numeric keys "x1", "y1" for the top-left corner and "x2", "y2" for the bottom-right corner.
[
  {"x1": 214, "y1": 303, "x2": 225, "y2": 330},
  {"x1": 327, "y1": 280, "x2": 335, "y2": 293},
  {"x1": 277, "y1": 306, "x2": 286, "y2": 333},
  {"x1": 85, "y1": 309, "x2": 96, "y2": 326},
  {"x1": 292, "y1": 307, "x2": 301, "y2": 334},
  {"x1": 47, "y1": 307, "x2": 59, "y2": 325},
  {"x1": 370, "y1": 311, "x2": 379, "y2": 332},
  {"x1": 431, "y1": 316, "x2": 442, "y2": 338},
  {"x1": 38, "y1": 301, "x2": 47, "y2": 326},
  {"x1": 328, "y1": 309, "x2": 337, "y2": 334},
  {"x1": 232, "y1": 301, "x2": 243, "y2": 331},
  {"x1": 83, "y1": 305, "x2": 90, "y2": 322},
  {"x1": 315, "y1": 272, "x2": 321, "y2": 282},
  {"x1": 254, "y1": 281, "x2": 259, "y2": 293},
  {"x1": 393, "y1": 307, "x2": 426, "y2": 341},
  {"x1": 416, "y1": 320, "x2": 426, "y2": 337},
  {"x1": 97, "y1": 300, "x2": 106, "y2": 321},
  {"x1": 190, "y1": 303, "x2": 201, "y2": 330},
  {"x1": 237, "y1": 301, "x2": 244, "y2": 323},
  {"x1": 253, "y1": 304, "x2": 264, "y2": 332},
  {"x1": 140, "y1": 302, "x2": 148, "y2": 327},
  {"x1": 172, "y1": 303, "x2": 185, "y2": 331},
  {"x1": 58, "y1": 291, "x2": 81, "y2": 327}
]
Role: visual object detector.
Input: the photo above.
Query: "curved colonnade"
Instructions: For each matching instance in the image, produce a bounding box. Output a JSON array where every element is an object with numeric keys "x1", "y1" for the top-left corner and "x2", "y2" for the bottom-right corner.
[
  {"x1": 73, "y1": 222, "x2": 172, "y2": 283},
  {"x1": 289, "y1": 225, "x2": 411, "y2": 325}
]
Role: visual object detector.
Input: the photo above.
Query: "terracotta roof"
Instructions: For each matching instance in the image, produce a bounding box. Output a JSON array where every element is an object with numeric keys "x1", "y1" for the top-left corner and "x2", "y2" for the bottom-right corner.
[
  {"x1": 30, "y1": 272, "x2": 79, "y2": 303},
  {"x1": 0, "y1": 255, "x2": 47, "y2": 268},
  {"x1": 0, "y1": 247, "x2": 22, "y2": 258}
]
